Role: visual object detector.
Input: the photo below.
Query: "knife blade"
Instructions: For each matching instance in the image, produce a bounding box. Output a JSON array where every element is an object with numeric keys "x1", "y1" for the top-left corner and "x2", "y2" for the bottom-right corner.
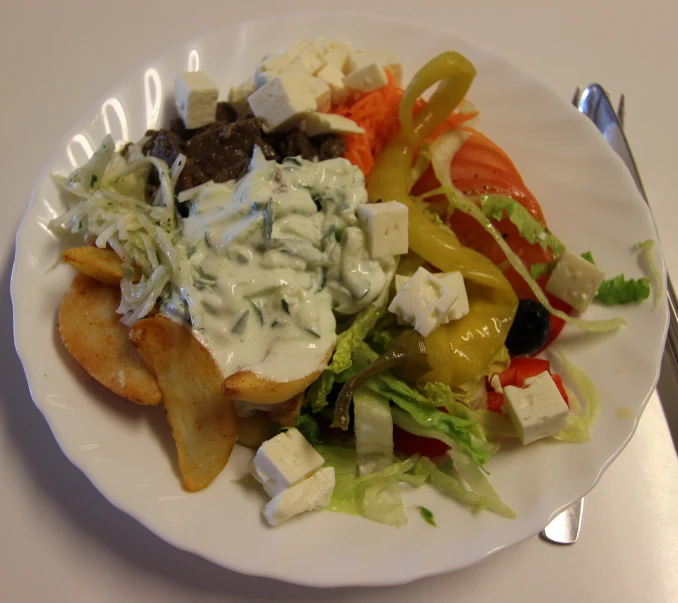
[{"x1": 576, "y1": 84, "x2": 678, "y2": 379}]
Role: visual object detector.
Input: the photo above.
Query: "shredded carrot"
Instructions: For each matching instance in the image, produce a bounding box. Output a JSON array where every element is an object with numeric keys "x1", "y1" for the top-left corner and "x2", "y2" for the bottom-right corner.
[{"x1": 330, "y1": 73, "x2": 479, "y2": 176}]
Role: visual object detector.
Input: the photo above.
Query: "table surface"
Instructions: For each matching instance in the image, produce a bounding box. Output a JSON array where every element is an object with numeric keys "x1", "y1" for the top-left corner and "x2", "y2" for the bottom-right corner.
[{"x1": 2, "y1": 1, "x2": 678, "y2": 601}]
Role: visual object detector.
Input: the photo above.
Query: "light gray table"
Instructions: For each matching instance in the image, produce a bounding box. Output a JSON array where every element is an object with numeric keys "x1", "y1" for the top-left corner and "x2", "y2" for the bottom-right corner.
[{"x1": 2, "y1": 1, "x2": 677, "y2": 601}]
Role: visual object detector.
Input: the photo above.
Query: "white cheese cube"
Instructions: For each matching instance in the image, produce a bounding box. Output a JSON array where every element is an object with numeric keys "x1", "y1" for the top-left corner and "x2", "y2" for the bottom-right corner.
[
  {"x1": 253, "y1": 52, "x2": 296, "y2": 88},
  {"x1": 262, "y1": 467, "x2": 335, "y2": 526},
  {"x1": 288, "y1": 40, "x2": 325, "y2": 75},
  {"x1": 304, "y1": 113, "x2": 364, "y2": 136},
  {"x1": 388, "y1": 267, "x2": 460, "y2": 337},
  {"x1": 394, "y1": 274, "x2": 408, "y2": 292},
  {"x1": 249, "y1": 427, "x2": 325, "y2": 497},
  {"x1": 247, "y1": 73, "x2": 318, "y2": 132},
  {"x1": 227, "y1": 77, "x2": 256, "y2": 117},
  {"x1": 435, "y1": 271, "x2": 470, "y2": 322},
  {"x1": 504, "y1": 371, "x2": 569, "y2": 445},
  {"x1": 321, "y1": 40, "x2": 352, "y2": 73},
  {"x1": 316, "y1": 64, "x2": 348, "y2": 105},
  {"x1": 343, "y1": 63, "x2": 389, "y2": 94},
  {"x1": 356, "y1": 201, "x2": 408, "y2": 259},
  {"x1": 174, "y1": 71, "x2": 218, "y2": 129},
  {"x1": 347, "y1": 51, "x2": 403, "y2": 86},
  {"x1": 306, "y1": 77, "x2": 331, "y2": 112},
  {"x1": 545, "y1": 250, "x2": 606, "y2": 312}
]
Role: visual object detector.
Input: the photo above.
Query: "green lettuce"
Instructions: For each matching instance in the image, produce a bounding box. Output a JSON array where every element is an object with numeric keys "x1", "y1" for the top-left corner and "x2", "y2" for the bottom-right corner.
[
  {"x1": 581, "y1": 249, "x2": 651, "y2": 305},
  {"x1": 595, "y1": 274, "x2": 650, "y2": 305},
  {"x1": 295, "y1": 413, "x2": 324, "y2": 446},
  {"x1": 315, "y1": 444, "x2": 420, "y2": 526},
  {"x1": 306, "y1": 302, "x2": 386, "y2": 412}
]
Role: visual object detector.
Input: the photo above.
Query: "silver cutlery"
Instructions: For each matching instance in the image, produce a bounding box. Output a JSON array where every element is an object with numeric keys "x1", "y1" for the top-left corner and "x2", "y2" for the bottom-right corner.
[{"x1": 541, "y1": 84, "x2": 678, "y2": 545}]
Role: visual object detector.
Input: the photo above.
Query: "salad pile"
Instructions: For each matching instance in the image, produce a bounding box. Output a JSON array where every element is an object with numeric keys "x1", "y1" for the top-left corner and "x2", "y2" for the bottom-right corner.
[{"x1": 49, "y1": 37, "x2": 659, "y2": 528}]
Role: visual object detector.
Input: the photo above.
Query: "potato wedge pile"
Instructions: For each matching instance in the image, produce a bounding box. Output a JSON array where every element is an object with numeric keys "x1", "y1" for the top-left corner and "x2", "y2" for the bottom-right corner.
[
  {"x1": 58, "y1": 273, "x2": 161, "y2": 405},
  {"x1": 129, "y1": 317, "x2": 238, "y2": 492},
  {"x1": 56, "y1": 247, "x2": 330, "y2": 491}
]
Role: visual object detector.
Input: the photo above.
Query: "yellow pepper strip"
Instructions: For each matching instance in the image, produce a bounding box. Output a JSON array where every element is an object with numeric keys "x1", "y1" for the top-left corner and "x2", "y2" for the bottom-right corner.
[{"x1": 367, "y1": 52, "x2": 518, "y2": 387}]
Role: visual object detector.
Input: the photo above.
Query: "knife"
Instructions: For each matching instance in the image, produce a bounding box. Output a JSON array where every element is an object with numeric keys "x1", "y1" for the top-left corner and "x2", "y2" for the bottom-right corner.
[
  {"x1": 576, "y1": 84, "x2": 678, "y2": 378},
  {"x1": 541, "y1": 84, "x2": 678, "y2": 546}
]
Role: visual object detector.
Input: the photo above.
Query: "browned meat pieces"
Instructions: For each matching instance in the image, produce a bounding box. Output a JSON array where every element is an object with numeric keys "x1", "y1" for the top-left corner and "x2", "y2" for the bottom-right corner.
[
  {"x1": 142, "y1": 112, "x2": 347, "y2": 196},
  {"x1": 186, "y1": 118, "x2": 277, "y2": 183}
]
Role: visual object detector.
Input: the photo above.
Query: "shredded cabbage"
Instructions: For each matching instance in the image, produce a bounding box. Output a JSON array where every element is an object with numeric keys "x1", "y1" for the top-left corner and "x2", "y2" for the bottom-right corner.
[
  {"x1": 49, "y1": 136, "x2": 200, "y2": 327},
  {"x1": 551, "y1": 351, "x2": 601, "y2": 442},
  {"x1": 479, "y1": 195, "x2": 565, "y2": 256},
  {"x1": 638, "y1": 239, "x2": 664, "y2": 310}
]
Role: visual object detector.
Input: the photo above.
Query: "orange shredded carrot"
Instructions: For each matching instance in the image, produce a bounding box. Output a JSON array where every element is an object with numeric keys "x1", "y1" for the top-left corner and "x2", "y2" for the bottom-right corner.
[{"x1": 330, "y1": 74, "x2": 479, "y2": 176}]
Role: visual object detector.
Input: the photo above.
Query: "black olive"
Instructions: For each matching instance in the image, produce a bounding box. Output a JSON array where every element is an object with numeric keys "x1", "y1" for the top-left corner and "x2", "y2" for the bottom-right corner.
[{"x1": 505, "y1": 299, "x2": 551, "y2": 356}]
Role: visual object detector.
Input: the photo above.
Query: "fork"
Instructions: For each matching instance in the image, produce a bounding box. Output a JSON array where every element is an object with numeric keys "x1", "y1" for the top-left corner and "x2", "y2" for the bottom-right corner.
[{"x1": 540, "y1": 88, "x2": 626, "y2": 546}]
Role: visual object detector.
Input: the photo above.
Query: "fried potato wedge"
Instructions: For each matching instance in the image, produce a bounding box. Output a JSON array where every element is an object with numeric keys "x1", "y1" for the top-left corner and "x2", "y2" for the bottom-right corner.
[
  {"x1": 222, "y1": 348, "x2": 333, "y2": 404},
  {"x1": 62, "y1": 246, "x2": 140, "y2": 285},
  {"x1": 269, "y1": 392, "x2": 304, "y2": 427},
  {"x1": 58, "y1": 273, "x2": 161, "y2": 406},
  {"x1": 237, "y1": 412, "x2": 278, "y2": 449},
  {"x1": 129, "y1": 316, "x2": 237, "y2": 492}
]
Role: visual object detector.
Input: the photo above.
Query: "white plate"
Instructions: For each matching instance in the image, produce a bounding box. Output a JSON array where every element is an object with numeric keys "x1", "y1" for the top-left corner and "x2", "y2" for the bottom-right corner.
[{"x1": 11, "y1": 13, "x2": 668, "y2": 587}]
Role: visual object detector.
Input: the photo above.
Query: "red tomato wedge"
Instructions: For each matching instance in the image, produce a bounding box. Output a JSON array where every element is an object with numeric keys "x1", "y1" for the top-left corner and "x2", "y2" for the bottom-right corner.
[{"x1": 412, "y1": 125, "x2": 574, "y2": 350}]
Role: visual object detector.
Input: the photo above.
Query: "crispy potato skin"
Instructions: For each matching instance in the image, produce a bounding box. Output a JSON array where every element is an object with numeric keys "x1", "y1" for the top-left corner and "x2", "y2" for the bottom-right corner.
[
  {"x1": 129, "y1": 316, "x2": 238, "y2": 492},
  {"x1": 57, "y1": 273, "x2": 161, "y2": 405},
  {"x1": 222, "y1": 349, "x2": 333, "y2": 404},
  {"x1": 269, "y1": 392, "x2": 304, "y2": 427},
  {"x1": 236, "y1": 412, "x2": 278, "y2": 449},
  {"x1": 62, "y1": 246, "x2": 140, "y2": 285}
]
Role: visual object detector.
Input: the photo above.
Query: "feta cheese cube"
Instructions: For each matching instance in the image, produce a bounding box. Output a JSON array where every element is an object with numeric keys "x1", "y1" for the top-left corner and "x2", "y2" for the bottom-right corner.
[
  {"x1": 388, "y1": 267, "x2": 460, "y2": 336},
  {"x1": 247, "y1": 73, "x2": 318, "y2": 132},
  {"x1": 503, "y1": 371, "x2": 569, "y2": 445},
  {"x1": 228, "y1": 77, "x2": 256, "y2": 117},
  {"x1": 304, "y1": 113, "x2": 364, "y2": 136},
  {"x1": 253, "y1": 52, "x2": 298, "y2": 88},
  {"x1": 320, "y1": 40, "x2": 352, "y2": 73},
  {"x1": 435, "y1": 271, "x2": 470, "y2": 322},
  {"x1": 316, "y1": 64, "x2": 348, "y2": 105},
  {"x1": 249, "y1": 428, "x2": 325, "y2": 497},
  {"x1": 262, "y1": 467, "x2": 335, "y2": 526},
  {"x1": 288, "y1": 40, "x2": 325, "y2": 75},
  {"x1": 356, "y1": 201, "x2": 408, "y2": 259},
  {"x1": 347, "y1": 51, "x2": 403, "y2": 86},
  {"x1": 306, "y1": 77, "x2": 331, "y2": 112},
  {"x1": 545, "y1": 250, "x2": 606, "y2": 313},
  {"x1": 174, "y1": 71, "x2": 218, "y2": 129},
  {"x1": 343, "y1": 63, "x2": 389, "y2": 94}
]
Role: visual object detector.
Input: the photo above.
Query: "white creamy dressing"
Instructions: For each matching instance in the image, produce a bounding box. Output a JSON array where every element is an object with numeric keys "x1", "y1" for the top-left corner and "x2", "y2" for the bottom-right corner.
[{"x1": 162, "y1": 148, "x2": 396, "y2": 381}]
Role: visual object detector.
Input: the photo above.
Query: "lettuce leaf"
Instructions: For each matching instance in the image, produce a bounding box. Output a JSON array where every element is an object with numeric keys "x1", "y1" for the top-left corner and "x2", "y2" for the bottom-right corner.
[
  {"x1": 296, "y1": 413, "x2": 324, "y2": 446},
  {"x1": 413, "y1": 456, "x2": 515, "y2": 518},
  {"x1": 582, "y1": 249, "x2": 651, "y2": 305},
  {"x1": 315, "y1": 445, "x2": 418, "y2": 525},
  {"x1": 306, "y1": 302, "x2": 385, "y2": 412},
  {"x1": 595, "y1": 274, "x2": 650, "y2": 305}
]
